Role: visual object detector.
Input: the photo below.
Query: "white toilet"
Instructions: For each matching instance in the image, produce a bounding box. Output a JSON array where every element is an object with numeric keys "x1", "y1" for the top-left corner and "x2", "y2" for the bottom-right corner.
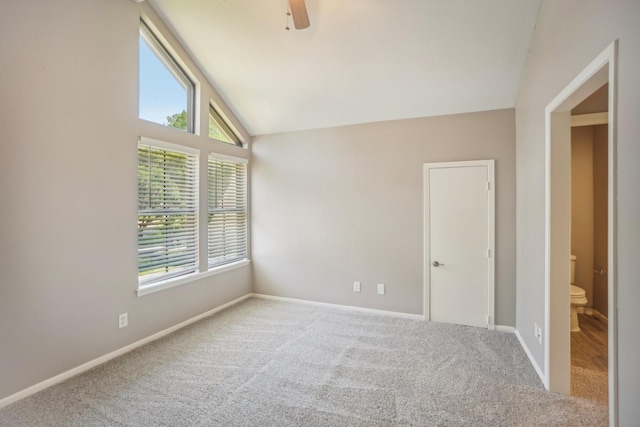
[{"x1": 570, "y1": 254, "x2": 588, "y2": 332}]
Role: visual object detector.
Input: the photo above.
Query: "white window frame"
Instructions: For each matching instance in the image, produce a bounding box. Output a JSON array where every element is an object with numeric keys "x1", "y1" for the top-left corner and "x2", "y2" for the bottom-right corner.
[
  {"x1": 135, "y1": 11, "x2": 250, "y2": 297},
  {"x1": 137, "y1": 137, "x2": 199, "y2": 290},
  {"x1": 208, "y1": 153, "x2": 249, "y2": 269},
  {"x1": 208, "y1": 103, "x2": 243, "y2": 147},
  {"x1": 139, "y1": 19, "x2": 196, "y2": 133},
  {"x1": 136, "y1": 142, "x2": 250, "y2": 297}
]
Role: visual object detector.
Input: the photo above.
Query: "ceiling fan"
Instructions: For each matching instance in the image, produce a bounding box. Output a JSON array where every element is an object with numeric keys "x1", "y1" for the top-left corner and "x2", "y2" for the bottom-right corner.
[{"x1": 288, "y1": 0, "x2": 310, "y2": 30}]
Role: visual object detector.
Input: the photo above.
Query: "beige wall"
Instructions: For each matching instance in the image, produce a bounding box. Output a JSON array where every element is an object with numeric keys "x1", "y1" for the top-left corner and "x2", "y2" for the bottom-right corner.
[
  {"x1": 570, "y1": 124, "x2": 610, "y2": 313},
  {"x1": 572, "y1": 84, "x2": 608, "y2": 115},
  {"x1": 515, "y1": 0, "x2": 640, "y2": 423},
  {"x1": 593, "y1": 124, "x2": 608, "y2": 316},
  {"x1": 252, "y1": 109, "x2": 516, "y2": 325},
  {"x1": 571, "y1": 126, "x2": 594, "y2": 305},
  {"x1": 0, "y1": 0, "x2": 251, "y2": 401}
]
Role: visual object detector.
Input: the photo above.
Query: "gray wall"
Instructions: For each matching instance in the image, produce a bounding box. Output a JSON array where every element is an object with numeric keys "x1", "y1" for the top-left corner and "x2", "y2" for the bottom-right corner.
[
  {"x1": 0, "y1": 0, "x2": 251, "y2": 401},
  {"x1": 252, "y1": 109, "x2": 516, "y2": 324},
  {"x1": 515, "y1": 0, "x2": 640, "y2": 423}
]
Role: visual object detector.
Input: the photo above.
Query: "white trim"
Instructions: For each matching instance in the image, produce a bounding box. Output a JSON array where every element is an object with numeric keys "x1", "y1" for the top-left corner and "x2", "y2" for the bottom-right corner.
[
  {"x1": 208, "y1": 103, "x2": 246, "y2": 147},
  {"x1": 207, "y1": 152, "x2": 249, "y2": 164},
  {"x1": 423, "y1": 160, "x2": 496, "y2": 329},
  {"x1": 495, "y1": 325, "x2": 515, "y2": 333},
  {"x1": 515, "y1": 329, "x2": 546, "y2": 387},
  {"x1": 596, "y1": 311, "x2": 609, "y2": 324},
  {"x1": 576, "y1": 306, "x2": 591, "y2": 315},
  {"x1": 487, "y1": 160, "x2": 496, "y2": 329},
  {"x1": 544, "y1": 41, "x2": 617, "y2": 426},
  {"x1": 576, "y1": 307, "x2": 609, "y2": 324},
  {"x1": 606, "y1": 61, "x2": 618, "y2": 427},
  {"x1": 570, "y1": 112, "x2": 608, "y2": 127},
  {"x1": 139, "y1": 13, "x2": 199, "y2": 94},
  {"x1": 595, "y1": 310, "x2": 609, "y2": 324},
  {"x1": 137, "y1": 259, "x2": 250, "y2": 297},
  {"x1": 250, "y1": 293, "x2": 425, "y2": 320},
  {"x1": 139, "y1": 136, "x2": 199, "y2": 155},
  {"x1": 0, "y1": 294, "x2": 251, "y2": 410}
]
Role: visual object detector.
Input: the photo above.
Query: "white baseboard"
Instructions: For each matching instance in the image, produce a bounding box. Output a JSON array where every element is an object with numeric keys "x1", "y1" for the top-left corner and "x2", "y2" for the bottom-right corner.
[
  {"x1": 514, "y1": 329, "x2": 546, "y2": 387},
  {"x1": 576, "y1": 307, "x2": 608, "y2": 324},
  {"x1": 576, "y1": 306, "x2": 591, "y2": 315},
  {"x1": 0, "y1": 294, "x2": 251, "y2": 410},
  {"x1": 250, "y1": 293, "x2": 425, "y2": 321},
  {"x1": 0, "y1": 293, "x2": 523, "y2": 409},
  {"x1": 593, "y1": 311, "x2": 608, "y2": 324}
]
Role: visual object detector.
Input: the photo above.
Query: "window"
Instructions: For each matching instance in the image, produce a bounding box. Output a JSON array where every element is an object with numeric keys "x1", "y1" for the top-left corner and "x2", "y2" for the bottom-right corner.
[
  {"x1": 209, "y1": 104, "x2": 243, "y2": 147},
  {"x1": 139, "y1": 20, "x2": 195, "y2": 132},
  {"x1": 208, "y1": 155, "x2": 248, "y2": 268},
  {"x1": 138, "y1": 139, "x2": 198, "y2": 285}
]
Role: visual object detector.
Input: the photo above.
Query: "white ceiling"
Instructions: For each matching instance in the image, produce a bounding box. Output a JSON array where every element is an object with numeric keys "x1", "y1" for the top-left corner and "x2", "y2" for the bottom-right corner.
[{"x1": 149, "y1": 0, "x2": 540, "y2": 136}]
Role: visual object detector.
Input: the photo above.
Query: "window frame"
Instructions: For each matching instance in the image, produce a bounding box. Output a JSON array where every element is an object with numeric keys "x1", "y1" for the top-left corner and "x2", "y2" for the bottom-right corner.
[
  {"x1": 137, "y1": 137, "x2": 200, "y2": 289},
  {"x1": 136, "y1": 140, "x2": 251, "y2": 298},
  {"x1": 209, "y1": 104, "x2": 243, "y2": 147},
  {"x1": 135, "y1": 11, "x2": 251, "y2": 298},
  {"x1": 207, "y1": 153, "x2": 249, "y2": 269},
  {"x1": 139, "y1": 19, "x2": 196, "y2": 133}
]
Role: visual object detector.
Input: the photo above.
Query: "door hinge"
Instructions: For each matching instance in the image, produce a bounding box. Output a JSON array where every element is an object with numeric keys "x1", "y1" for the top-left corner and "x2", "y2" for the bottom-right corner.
[
  {"x1": 487, "y1": 248, "x2": 491, "y2": 258},
  {"x1": 486, "y1": 181, "x2": 490, "y2": 191}
]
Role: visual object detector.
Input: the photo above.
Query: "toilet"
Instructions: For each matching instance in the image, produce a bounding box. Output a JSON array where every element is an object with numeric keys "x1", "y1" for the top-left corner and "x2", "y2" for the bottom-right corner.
[{"x1": 570, "y1": 254, "x2": 588, "y2": 332}]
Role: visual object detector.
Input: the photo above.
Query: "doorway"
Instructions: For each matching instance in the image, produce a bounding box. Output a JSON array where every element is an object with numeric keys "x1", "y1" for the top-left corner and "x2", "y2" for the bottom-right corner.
[
  {"x1": 545, "y1": 41, "x2": 617, "y2": 425},
  {"x1": 570, "y1": 85, "x2": 609, "y2": 405},
  {"x1": 423, "y1": 160, "x2": 495, "y2": 328}
]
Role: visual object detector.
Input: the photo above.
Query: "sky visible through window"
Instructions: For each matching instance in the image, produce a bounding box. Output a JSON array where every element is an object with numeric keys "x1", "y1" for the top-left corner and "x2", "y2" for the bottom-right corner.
[{"x1": 139, "y1": 37, "x2": 187, "y2": 126}]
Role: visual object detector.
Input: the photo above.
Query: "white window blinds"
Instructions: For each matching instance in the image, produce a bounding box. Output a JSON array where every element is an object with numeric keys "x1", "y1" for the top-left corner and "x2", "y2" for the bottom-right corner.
[
  {"x1": 208, "y1": 155, "x2": 248, "y2": 268},
  {"x1": 138, "y1": 142, "x2": 198, "y2": 285}
]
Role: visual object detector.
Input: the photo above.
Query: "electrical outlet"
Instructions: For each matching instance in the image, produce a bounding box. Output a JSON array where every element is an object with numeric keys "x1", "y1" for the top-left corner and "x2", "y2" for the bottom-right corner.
[
  {"x1": 534, "y1": 323, "x2": 542, "y2": 345},
  {"x1": 353, "y1": 281, "x2": 361, "y2": 292},
  {"x1": 537, "y1": 325, "x2": 543, "y2": 344},
  {"x1": 377, "y1": 283, "x2": 385, "y2": 295},
  {"x1": 119, "y1": 313, "x2": 128, "y2": 329}
]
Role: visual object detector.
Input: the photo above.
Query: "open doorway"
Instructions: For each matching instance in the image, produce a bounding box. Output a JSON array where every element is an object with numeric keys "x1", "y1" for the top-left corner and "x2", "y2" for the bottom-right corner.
[
  {"x1": 569, "y1": 84, "x2": 609, "y2": 405},
  {"x1": 544, "y1": 41, "x2": 617, "y2": 426}
]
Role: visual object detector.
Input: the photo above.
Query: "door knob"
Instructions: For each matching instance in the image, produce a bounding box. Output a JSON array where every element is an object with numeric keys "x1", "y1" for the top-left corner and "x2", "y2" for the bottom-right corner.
[{"x1": 432, "y1": 261, "x2": 444, "y2": 267}]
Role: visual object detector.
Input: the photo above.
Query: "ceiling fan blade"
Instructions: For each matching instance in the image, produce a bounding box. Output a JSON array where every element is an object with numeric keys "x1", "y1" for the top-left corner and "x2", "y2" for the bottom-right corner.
[{"x1": 288, "y1": 0, "x2": 310, "y2": 30}]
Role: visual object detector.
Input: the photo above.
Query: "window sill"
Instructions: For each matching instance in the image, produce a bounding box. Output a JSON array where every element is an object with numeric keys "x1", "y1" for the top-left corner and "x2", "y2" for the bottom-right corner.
[{"x1": 136, "y1": 259, "x2": 251, "y2": 297}]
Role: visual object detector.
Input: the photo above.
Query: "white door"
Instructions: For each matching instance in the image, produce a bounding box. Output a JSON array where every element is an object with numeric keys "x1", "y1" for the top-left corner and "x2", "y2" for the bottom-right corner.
[{"x1": 424, "y1": 160, "x2": 494, "y2": 328}]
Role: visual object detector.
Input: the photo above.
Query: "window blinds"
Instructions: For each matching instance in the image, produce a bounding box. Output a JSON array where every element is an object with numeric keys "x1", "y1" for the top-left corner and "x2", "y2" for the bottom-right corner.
[
  {"x1": 208, "y1": 155, "x2": 248, "y2": 268},
  {"x1": 138, "y1": 143, "x2": 198, "y2": 284}
]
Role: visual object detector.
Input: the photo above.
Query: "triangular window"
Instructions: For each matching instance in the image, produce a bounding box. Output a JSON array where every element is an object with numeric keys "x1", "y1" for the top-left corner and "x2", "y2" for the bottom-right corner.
[
  {"x1": 209, "y1": 104, "x2": 243, "y2": 147},
  {"x1": 139, "y1": 20, "x2": 195, "y2": 133}
]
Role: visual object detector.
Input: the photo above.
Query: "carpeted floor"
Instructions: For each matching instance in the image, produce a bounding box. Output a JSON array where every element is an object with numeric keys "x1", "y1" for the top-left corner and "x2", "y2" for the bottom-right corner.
[
  {"x1": 571, "y1": 366, "x2": 609, "y2": 407},
  {"x1": 0, "y1": 298, "x2": 608, "y2": 426}
]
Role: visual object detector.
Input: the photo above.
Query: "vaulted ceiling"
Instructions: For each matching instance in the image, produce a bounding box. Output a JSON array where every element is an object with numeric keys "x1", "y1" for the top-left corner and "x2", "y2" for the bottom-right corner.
[{"x1": 149, "y1": 0, "x2": 540, "y2": 136}]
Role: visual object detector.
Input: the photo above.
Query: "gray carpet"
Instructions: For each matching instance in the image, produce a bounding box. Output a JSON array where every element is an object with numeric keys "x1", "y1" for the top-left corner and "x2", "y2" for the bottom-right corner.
[{"x1": 0, "y1": 298, "x2": 608, "y2": 426}]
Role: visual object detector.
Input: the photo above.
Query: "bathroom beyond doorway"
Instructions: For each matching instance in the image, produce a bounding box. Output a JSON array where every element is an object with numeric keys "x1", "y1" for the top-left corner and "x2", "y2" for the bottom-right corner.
[
  {"x1": 572, "y1": 314, "x2": 608, "y2": 372},
  {"x1": 571, "y1": 313, "x2": 608, "y2": 406}
]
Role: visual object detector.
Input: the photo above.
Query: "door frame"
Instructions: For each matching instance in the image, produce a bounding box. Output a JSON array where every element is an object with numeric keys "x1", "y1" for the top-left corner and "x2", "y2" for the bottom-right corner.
[
  {"x1": 544, "y1": 41, "x2": 617, "y2": 425},
  {"x1": 423, "y1": 160, "x2": 495, "y2": 329}
]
